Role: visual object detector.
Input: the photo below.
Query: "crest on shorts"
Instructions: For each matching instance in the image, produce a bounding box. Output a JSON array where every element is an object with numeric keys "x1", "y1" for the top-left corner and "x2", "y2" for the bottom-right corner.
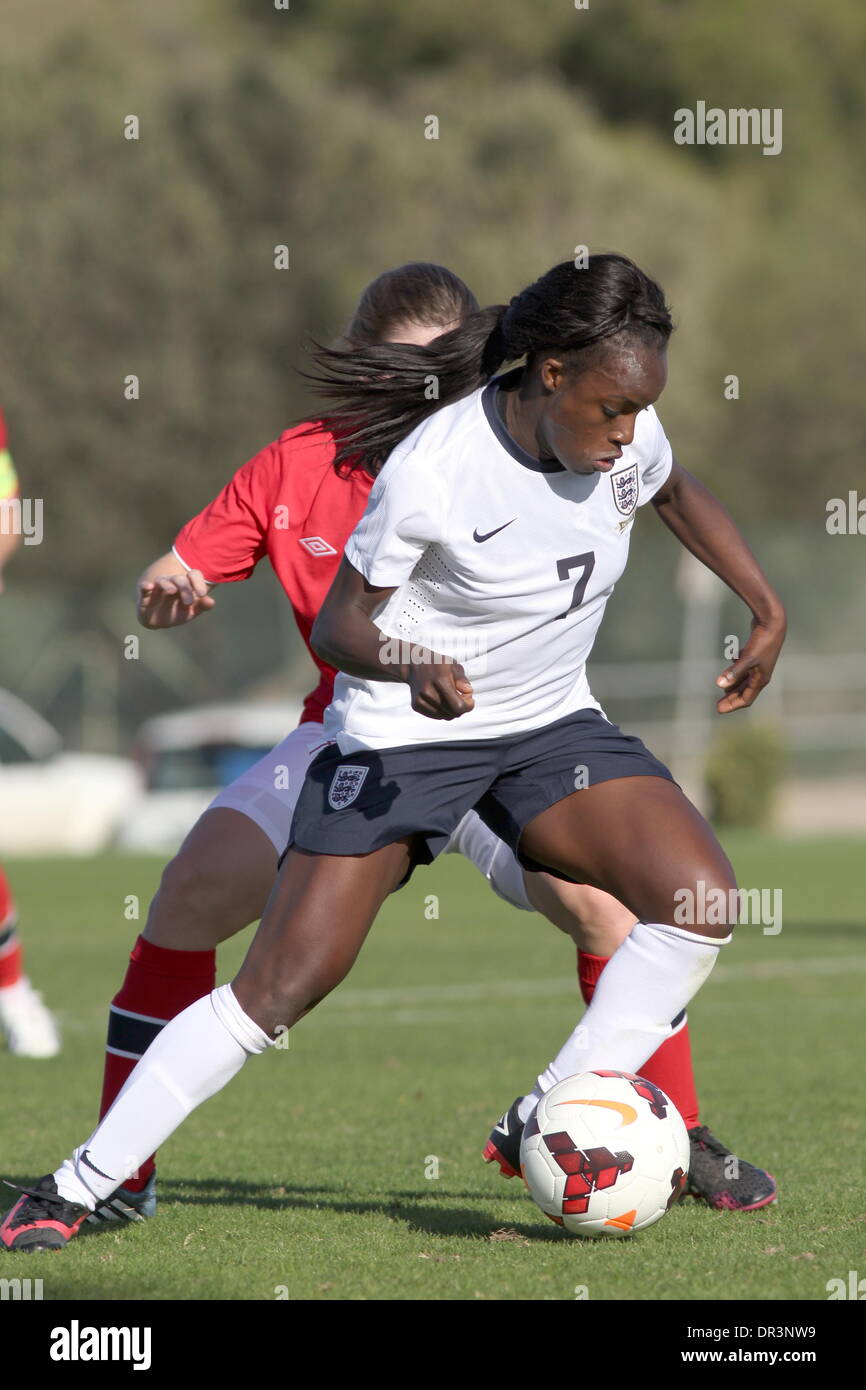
[
  {"x1": 328, "y1": 764, "x2": 369, "y2": 809},
  {"x1": 610, "y1": 463, "x2": 638, "y2": 517}
]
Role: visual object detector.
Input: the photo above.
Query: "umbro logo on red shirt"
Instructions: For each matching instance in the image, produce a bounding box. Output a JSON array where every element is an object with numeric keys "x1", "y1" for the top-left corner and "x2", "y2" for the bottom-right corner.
[{"x1": 299, "y1": 536, "x2": 338, "y2": 557}]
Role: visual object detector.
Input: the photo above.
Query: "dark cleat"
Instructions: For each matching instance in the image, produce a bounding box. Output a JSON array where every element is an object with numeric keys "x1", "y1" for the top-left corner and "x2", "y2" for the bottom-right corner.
[
  {"x1": 686, "y1": 1125, "x2": 777, "y2": 1211},
  {"x1": 483, "y1": 1097, "x2": 526, "y2": 1178},
  {"x1": 1, "y1": 1175, "x2": 89, "y2": 1252},
  {"x1": 87, "y1": 1170, "x2": 157, "y2": 1225}
]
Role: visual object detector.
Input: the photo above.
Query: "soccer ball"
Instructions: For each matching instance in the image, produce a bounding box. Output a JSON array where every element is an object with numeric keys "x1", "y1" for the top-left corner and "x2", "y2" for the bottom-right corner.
[{"x1": 520, "y1": 1070, "x2": 689, "y2": 1237}]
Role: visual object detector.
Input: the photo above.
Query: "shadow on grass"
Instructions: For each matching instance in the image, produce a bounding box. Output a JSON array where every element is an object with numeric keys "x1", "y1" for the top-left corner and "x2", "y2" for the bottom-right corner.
[
  {"x1": 156, "y1": 1176, "x2": 568, "y2": 1242},
  {"x1": 3, "y1": 1172, "x2": 568, "y2": 1244}
]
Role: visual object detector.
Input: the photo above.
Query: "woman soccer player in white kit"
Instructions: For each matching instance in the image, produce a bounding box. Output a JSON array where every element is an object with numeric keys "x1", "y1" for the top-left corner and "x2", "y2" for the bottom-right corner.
[{"x1": 2, "y1": 254, "x2": 787, "y2": 1249}]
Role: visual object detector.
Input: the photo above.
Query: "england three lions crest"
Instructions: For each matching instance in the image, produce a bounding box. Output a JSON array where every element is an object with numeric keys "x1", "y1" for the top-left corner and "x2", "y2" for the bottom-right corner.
[
  {"x1": 610, "y1": 463, "x2": 639, "y2": 517},
  {"x1": 328, "y1": 764, "x2": 369, "y2": 809}
]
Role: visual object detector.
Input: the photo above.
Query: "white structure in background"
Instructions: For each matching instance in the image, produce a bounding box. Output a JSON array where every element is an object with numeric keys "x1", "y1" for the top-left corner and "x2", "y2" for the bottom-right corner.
[
  {"x1": 116, "y1": 701, "x2": 301, "y2": 853},
  {"x1": 0, "y1": 688, "x2": 141, "y2": 855}
]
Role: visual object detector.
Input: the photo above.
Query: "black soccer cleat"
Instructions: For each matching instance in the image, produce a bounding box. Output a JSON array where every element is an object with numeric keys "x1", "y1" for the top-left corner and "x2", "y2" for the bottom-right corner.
[
  {"x1": 483, "y1": 1096, "x2": 526, "y2": 1178},
  {"x1": 87, "y1": 1170, "x2": 158, "y2": 1225},
  {"x1": 0, "y1": 1175, "x2": 89, "y2": 1252},
  {"x1": 686, "y1": 1125, "x2": 778, "y2": 1211}
]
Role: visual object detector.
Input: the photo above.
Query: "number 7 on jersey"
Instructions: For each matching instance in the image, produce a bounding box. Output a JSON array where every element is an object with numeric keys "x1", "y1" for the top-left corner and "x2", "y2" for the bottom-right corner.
[{"x1": 555, "y1": 552, "x2": 596, "y2": 620}]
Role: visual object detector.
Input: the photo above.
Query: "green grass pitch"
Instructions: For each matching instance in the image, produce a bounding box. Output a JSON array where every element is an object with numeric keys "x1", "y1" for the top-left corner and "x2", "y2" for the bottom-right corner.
[{"x1": 1, "y1": 834, "x2": 864, "y2": 1301}]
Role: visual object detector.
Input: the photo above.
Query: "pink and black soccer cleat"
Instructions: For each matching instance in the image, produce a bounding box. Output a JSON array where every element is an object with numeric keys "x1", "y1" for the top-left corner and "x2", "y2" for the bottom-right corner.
[
  {"x1": 686, "y1": 1125, "x2": 777, "y2": 1211},
  {"x1": 1, "y1": 1175, "x2": 89, "y2": 1251}
]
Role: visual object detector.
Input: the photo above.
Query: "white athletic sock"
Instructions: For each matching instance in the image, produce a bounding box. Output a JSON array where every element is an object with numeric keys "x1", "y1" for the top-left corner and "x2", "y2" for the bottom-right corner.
[
  {"x1": 445, "y1": 811, "x2": 533, "y2": 912},
  {"x1": 54, "y1": 985, "x2": 272, "y2": 1209},
  {"x1": 519, "y1": 921, "x2": 729, "y2": 1120}
]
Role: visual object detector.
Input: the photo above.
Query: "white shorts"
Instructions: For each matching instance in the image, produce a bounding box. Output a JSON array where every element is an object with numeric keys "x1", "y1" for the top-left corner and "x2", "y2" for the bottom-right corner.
[
  {"x1": 207, "y1": 721, "x2": 533, "y2": 910},
  {"x1": 208, "y1": 722, "x2": 333, "y2": 855}
]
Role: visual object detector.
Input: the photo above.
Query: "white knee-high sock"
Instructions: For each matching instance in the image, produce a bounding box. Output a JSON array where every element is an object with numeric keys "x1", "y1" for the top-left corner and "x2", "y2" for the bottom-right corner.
[
  {"x1": 54, "y1": 985, "x2": 272, "y2": 1208},
  {"x1": 445, "y1": 811, "x2": 533, "y2": 911},
  {"x1": 517, "y1": 921, "x2": 729, "y2": 1121}
]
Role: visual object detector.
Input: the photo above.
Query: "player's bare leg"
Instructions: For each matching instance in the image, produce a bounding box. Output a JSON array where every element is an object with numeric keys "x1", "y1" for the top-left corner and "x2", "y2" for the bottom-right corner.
[
  {"x1": 520, "y1": 776, "x2": 735, "y2": 931},
  {"x1": 522, "y1": 875, "x2": 634, "y2": 954},
  {"x1": 145, "y1": 808, "x2": 277, "y2": 950},
  {"x1": 232, "y1": 840, "x2": 414, "y2": 1031}
]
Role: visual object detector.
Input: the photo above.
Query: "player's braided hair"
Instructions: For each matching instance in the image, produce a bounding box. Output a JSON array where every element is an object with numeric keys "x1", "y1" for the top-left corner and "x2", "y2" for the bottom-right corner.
[{"x1": 305, "y1": 254, "x2": 672, "y2": 474}]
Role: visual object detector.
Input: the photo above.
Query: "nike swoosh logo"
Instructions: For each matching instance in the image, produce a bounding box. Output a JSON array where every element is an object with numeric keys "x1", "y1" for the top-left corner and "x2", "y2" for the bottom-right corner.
[
  {"x1": 473, "y1": 519, "x2": 516, "y2": 543},
  {"x1": 554, "y1": 1098, "x2": 638, "y2": 1128},
  {"x1": 81, "y1": 1149, "x2": 116, "y2": 1181}
]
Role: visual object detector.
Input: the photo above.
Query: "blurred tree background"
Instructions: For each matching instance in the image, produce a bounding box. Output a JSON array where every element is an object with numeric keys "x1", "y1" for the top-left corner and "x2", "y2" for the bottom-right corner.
[{"x1": 0, "y1": 0, "x2": 864, "y2": 763}]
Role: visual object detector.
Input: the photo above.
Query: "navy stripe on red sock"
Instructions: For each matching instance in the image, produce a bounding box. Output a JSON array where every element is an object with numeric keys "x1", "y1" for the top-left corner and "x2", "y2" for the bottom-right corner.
[{"x1": 106, "y1": 1007, "x2": 166, "y2": 1058}]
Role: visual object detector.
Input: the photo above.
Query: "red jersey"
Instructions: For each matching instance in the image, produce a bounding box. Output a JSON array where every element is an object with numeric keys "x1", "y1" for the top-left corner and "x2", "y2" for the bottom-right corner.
[{"x1": 173, "y1": 423, "x2": 373, "y2": 724}]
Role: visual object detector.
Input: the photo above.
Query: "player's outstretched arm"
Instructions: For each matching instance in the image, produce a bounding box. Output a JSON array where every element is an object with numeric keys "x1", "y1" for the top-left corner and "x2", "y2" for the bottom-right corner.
[
  {"x1": 312, "y1": 557, "x2": 474, "y2": 720},
  {"x1": 136, "y1": 550, "x2": 217, "y2": 629},
  {"x1": 652, "y1": 459, "x2": 787, "y2": 713}
]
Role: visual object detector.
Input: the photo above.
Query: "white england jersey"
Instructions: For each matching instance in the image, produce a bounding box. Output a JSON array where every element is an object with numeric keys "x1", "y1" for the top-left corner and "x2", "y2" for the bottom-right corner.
[{"x1": 326, "y1": 371, "x2": 672, "y2": 751}]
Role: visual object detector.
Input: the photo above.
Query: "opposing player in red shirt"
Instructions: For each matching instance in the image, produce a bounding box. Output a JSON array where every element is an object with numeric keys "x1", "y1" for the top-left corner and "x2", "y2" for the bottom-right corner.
[
  {"x1": 0, "y1": 408, "x2": 61, "y2": 1057},
  {"x1": 82, "y1": 265, "x2": 772, "y2": 1226}
]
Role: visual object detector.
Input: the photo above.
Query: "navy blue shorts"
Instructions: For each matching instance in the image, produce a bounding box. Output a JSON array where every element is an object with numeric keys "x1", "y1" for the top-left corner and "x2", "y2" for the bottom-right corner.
[{"x1": 288, "y1": 708, "x2": 674, "y2": 881}]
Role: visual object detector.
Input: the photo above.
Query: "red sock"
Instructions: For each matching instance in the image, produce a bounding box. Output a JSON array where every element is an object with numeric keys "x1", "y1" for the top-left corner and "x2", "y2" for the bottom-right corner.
[
  {"x1": 100, "y1": 935, "x2": 216, "y2": 1190},
  {"x1": 577, "y1": 949, "x2": 700, "y2": 1129},
  {"x1": 0, "y1": 865, "x2": 16, "y2": 928},
  {"x1": 0, "y1": 867, "x2": 23, "y2": 989},
  {"x1": 0, "y1": 932, "x2": 23, "y2": 989}
]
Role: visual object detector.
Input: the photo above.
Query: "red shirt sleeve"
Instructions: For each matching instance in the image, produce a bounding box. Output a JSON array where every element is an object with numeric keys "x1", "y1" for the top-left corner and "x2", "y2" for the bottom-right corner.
[{"x1": 173, "y1": 443, "x2": 279, "y2": 583}]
